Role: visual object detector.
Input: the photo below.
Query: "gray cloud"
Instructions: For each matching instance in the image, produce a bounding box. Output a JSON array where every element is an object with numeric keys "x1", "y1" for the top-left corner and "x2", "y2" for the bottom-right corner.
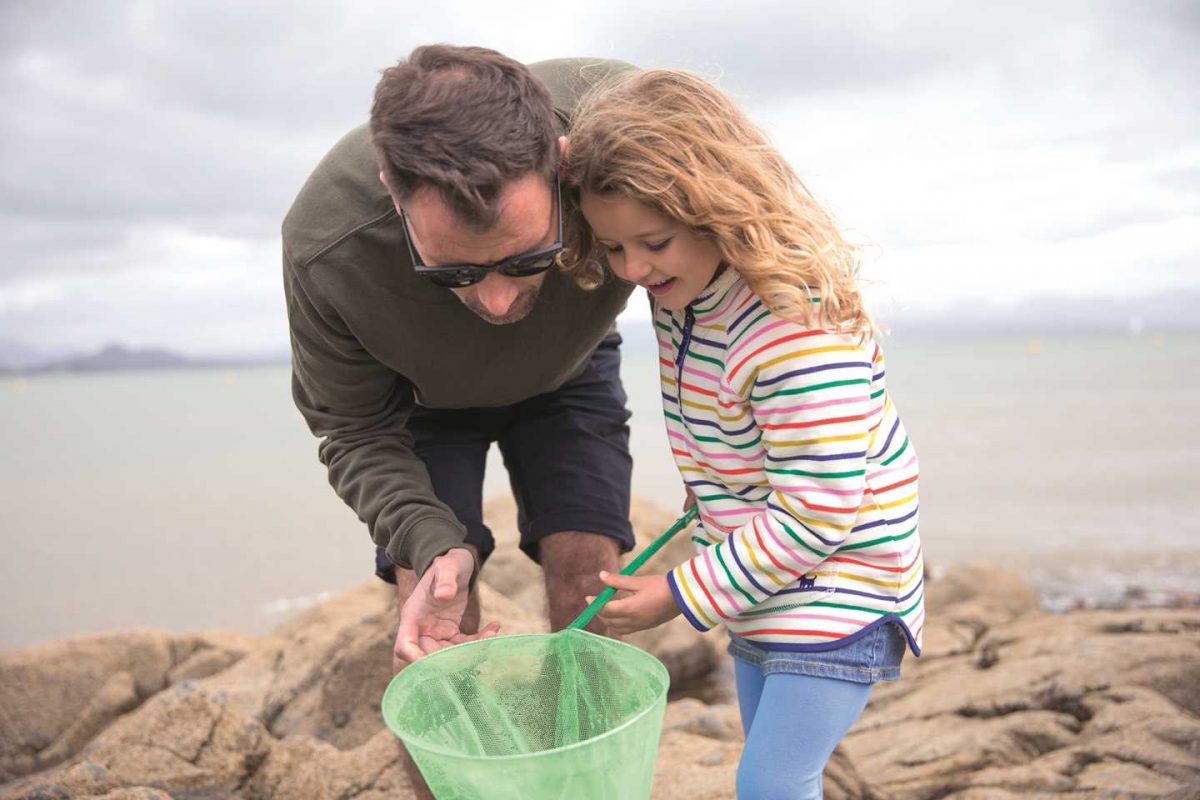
[
  {"x1": 0, "y1": 0, "x2": 1197, "y2": 353},
  {"x1": 600, "y1": 2, "x2": 1017, "y2": 97}
]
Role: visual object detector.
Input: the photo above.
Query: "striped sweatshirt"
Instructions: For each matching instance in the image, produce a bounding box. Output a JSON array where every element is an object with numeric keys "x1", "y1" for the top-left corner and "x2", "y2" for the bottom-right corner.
[{"x1": 659, "y1": 268, "x2": 924, "y2": 654}]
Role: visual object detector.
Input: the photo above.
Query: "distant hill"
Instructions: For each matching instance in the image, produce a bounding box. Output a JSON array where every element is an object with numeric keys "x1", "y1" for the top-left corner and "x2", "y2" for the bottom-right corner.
[
  {"x1": 58, "y1": 344, "x2": 194, "y2": 371},
  {"x1": 0, "y1": 338, "x2": 71, "y2": 370},
  {"x1": 3, "y1": 287, "x2": 1196, "y2": 370},
  {"x1": 617, "y1": 287, "x2": 1200, "y2": 353},
  {"x1": 1, "y1": 343, "x2": 285, "y2": 375},
  {"x1": 879, "y1": 288, "x2": 1200, "y2": 339}
]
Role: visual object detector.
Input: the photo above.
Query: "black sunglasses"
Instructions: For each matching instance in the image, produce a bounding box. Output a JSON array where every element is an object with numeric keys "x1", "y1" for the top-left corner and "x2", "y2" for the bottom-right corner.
[{"x1": 400, "y1": 175, "x2": 563, "y2": 288}]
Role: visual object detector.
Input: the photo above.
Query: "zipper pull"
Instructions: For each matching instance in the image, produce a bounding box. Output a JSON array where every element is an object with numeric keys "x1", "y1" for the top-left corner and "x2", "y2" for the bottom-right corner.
[{"x1": 675, "y1": 306, "x2": 695, "y2": 373}]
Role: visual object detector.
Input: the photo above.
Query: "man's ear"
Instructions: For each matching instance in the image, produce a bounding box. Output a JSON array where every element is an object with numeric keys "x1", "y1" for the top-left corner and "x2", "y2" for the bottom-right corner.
[
  {"x1": 379, "y1": 171, "x2": 402, "y2": 213},
  {"x1": 557, "y1": 136, "x2": 569, "y2": 179}
]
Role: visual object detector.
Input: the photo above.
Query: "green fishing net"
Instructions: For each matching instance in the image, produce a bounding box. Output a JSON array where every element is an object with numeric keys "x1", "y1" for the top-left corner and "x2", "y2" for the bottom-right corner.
[
  {"x1": 381, "y1": 629, "x2": 669, "y2": 800},
  {"x1": 382, "y1": 509, "x2": 695, "y2": 799}
]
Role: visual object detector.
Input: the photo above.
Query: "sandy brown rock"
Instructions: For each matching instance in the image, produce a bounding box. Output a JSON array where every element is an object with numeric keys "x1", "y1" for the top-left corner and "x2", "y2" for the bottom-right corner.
[
  {"x1": 1, "y1": 680, "x2": 269, "y2": 799},
  {"x1": 0, "y1": 630, "x2": 254, "y2": 783},
  {"x1": 846, "y1": 603, "x2": 1200, "y2": 799},
  {"x1": 243, "y1": 729, "x2": 411, "y2": 800},
  {"x1": 93, "y1": 790, "x2": 174, "y2": 800},
  {"x1": 3, "y1": 500, "x2": 1197, "y2": 800},
  {"x1": 918, "y1": 562, "x2": 1042, "y2": 659},
  {"x1": 209, "y1": 578, "x2": 548, "y2": 752},
  {"x1": 655, "y1": 700, "x2": 879, "y2": 800}
]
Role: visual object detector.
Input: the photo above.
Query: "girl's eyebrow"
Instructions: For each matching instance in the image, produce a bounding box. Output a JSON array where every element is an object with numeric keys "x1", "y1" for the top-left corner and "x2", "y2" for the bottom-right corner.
[{"x1": 596, "y1": 227, "x2": 674, "y2": 243}]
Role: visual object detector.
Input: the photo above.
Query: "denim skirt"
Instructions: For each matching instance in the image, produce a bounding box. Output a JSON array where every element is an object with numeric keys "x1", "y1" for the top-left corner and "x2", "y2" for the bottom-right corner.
[{"x1": 727, "y1": 619, "x2": 908, "y2": 684}]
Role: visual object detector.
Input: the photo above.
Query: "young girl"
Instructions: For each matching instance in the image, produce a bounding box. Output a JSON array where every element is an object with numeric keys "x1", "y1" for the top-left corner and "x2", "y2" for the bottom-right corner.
[{"x1": 561, "y1": 70, "x2": 923, "y2": 799}]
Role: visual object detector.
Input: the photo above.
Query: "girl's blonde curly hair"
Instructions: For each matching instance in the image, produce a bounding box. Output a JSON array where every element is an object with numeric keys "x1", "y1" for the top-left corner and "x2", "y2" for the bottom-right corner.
[{"x1": 560, "y1": 69, "x2": 870, "y2": 335}]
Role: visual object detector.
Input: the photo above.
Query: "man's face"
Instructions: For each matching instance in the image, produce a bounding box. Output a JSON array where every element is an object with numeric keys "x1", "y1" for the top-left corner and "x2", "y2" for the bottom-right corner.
[{"x1": 398, "y1": 173, "x2": 554, "y2": 325}]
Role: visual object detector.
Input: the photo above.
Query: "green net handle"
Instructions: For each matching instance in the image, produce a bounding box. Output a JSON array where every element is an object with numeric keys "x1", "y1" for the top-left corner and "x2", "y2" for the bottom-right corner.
[{"x1": 566, "y1": 505, "x2": 698, "y2": 631}]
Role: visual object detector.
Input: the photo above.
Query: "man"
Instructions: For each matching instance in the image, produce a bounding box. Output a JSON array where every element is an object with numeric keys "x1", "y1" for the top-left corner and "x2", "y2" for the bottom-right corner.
[{"x1": 282, "y1": 46, "x2": 634, "y2": 670}]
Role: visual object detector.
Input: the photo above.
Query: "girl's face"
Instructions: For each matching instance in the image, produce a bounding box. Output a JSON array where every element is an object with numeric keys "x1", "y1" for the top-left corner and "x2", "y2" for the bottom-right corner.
[{"x1": 580, "y1": 192, "x2": 723, "y2": 311}]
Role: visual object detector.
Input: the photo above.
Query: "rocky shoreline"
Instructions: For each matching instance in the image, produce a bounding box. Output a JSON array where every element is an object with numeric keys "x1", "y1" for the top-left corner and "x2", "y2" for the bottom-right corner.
[{"x1": 2, "y1": 499, "x2": 1197, "y2": 799}]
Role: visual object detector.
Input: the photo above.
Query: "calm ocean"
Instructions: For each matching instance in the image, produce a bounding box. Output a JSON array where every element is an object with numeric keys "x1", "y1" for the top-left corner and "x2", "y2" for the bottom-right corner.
[{"x1": 2, "y1": 332, "x2": 1197, "y2": 647}]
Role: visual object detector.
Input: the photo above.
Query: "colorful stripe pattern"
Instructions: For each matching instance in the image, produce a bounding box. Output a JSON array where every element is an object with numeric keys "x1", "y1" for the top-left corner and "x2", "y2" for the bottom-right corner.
[{"x1": 658, "y1": 269, "x2": 924, "y2": 654}]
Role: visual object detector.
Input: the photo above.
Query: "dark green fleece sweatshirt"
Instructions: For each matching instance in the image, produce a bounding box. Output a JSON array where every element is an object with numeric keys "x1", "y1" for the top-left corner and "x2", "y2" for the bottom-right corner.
[{"x1": 282, "y1": 58, "x2": 633, "y2": 577}]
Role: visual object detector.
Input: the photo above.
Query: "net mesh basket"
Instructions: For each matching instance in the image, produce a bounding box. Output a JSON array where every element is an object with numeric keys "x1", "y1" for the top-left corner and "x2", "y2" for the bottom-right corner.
[{"x1": 382, "y1": 629, "x2": 669, "y2": 799}]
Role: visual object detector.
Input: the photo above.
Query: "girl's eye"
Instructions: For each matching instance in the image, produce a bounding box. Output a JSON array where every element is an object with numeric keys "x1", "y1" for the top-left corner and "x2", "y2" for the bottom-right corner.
[
  {"x1": 645, "y1": 238, "x2": 672, "y2": 252},
  {"x1": 603, "y1": 244, "x2": 623, "y2": 254}
]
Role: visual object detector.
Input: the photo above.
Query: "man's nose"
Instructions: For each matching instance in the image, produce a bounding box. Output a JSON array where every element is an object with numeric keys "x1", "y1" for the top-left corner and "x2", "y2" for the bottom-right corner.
[{"x1": 474, "y1": 272, "x2": 520, "y2": 315}]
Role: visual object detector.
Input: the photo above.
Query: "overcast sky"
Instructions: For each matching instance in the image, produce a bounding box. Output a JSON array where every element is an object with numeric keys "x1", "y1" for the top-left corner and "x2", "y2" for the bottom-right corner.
[{"x1": 1, "y1": 0, "x2": 1196, "y2": 356}]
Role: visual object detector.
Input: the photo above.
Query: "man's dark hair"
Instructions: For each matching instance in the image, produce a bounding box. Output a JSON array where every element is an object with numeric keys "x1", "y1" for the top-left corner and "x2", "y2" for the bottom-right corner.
[{"x1": 370, "y1": 45, "x2": 558, "y2": 230}]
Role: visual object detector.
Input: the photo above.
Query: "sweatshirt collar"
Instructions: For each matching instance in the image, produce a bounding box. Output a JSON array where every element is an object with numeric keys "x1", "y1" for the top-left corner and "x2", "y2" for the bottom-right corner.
[{"x1": 691, "y1": 264, "x2": 740, "y2": 312}]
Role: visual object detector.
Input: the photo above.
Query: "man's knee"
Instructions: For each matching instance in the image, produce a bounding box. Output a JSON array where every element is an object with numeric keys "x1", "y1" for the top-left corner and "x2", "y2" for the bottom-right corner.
[
  {"x1": 539, "y1": 531, "x2": 621, "y2": 579},
  {"x1": 538, "y1": 531, "x2": 621, "y2": 631}
]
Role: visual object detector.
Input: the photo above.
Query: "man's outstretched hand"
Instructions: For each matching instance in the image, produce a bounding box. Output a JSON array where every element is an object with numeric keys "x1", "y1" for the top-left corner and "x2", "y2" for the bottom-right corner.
[{"x1": 394, "y1": 548, "x2": 500, "y2": 665}]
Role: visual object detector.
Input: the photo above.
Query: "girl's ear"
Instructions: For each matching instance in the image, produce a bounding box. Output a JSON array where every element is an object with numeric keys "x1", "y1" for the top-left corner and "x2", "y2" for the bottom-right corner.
[{"x1": 558, "y1": 136, "x2": 569, "y2": 179}]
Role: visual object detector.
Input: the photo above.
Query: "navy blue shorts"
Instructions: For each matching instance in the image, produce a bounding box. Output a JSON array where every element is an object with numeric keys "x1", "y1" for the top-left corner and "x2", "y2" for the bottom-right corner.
[{"x1": 375, "y1": 333, "x2": 635, "y2": 582}]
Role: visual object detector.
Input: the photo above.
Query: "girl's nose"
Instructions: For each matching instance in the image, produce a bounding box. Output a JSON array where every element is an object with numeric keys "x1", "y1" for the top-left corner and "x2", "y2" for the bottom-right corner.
[{"x1": 623, "y1": 255, "x2": 653, "y2": 283}]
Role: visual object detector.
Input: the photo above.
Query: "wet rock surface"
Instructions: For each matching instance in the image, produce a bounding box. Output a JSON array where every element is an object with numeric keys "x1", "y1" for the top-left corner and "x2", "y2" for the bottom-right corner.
[
  {"x1": 846, "y1": 566, "x2": 1200, "y2": 799},
  {"x1": 3, "y1": 499, "x2": 1197, "y2": 799}
]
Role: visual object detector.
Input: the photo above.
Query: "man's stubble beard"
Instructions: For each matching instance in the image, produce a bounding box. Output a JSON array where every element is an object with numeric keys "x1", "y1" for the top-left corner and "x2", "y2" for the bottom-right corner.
[{"x1": 458, "y1": 283, "x2": 543, "y2": 325}]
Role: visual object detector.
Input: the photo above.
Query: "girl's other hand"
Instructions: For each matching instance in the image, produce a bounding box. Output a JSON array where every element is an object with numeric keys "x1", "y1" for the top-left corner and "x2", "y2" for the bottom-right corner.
[
  {"x1": 683, "y1": 485, "x2": 696, "y2": 512},
  {"x1": 589, "y1": 572, "x2": 682, "y2": 635}
]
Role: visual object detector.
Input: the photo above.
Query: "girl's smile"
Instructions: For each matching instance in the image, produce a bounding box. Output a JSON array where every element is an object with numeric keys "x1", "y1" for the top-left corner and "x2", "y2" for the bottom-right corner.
[{"x1": 645, "y1": 276, "x2": 677, "y2": 297}]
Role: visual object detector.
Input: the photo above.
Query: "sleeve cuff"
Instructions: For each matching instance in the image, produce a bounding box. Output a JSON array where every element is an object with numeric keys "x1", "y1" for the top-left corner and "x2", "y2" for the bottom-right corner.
[
  {"x1": 386, "y1": 516, "x2": 470, "y2": 578},
  {"x1": 667, "y1": 568, "x2": 711, "y2": 632}
]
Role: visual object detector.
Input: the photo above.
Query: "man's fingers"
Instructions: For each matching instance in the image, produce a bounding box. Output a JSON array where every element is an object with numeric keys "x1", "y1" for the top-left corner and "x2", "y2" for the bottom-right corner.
[
  {"x1": 425, "y1": 618, "x2": 464, "y2": 640},
  {"x1": 461, "y1": 622, "x2": 501, "y2": 641},
  {"x1": 447, "y1": 624, "x2": 503, "y2": 647},
  {"x1": 432, "y1": 566, "x2": 460, "y2": 602},
  {"x1": 405, "y1": 620, "x2": 503, "y2": 658},
  {"x1": 419, "y1": 634, "x2": 448, "y2": 655},
  {"x1": 395, "y1": 606, "x2": 424, "y2": 662},
  {"x1": 395, "y1": 629, "x2": 426, "y2": 663},
  {"x1": 428, "y1": 548, "x2": 474, "y2": 602},
  {"x1": 396, "y1": 628, "x2": 424, "y2": 662}
]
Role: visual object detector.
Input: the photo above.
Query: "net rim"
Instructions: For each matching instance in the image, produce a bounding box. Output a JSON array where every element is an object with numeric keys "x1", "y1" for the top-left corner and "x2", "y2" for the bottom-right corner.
[{"x1": 381, "y1": 629, "x2": 670, "y2": 762}]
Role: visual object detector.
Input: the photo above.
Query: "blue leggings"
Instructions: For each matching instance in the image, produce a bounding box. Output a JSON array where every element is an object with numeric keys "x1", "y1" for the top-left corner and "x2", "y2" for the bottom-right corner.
[{"x1": 734, "y1": 659, "x2": 874, "y2": 800}]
